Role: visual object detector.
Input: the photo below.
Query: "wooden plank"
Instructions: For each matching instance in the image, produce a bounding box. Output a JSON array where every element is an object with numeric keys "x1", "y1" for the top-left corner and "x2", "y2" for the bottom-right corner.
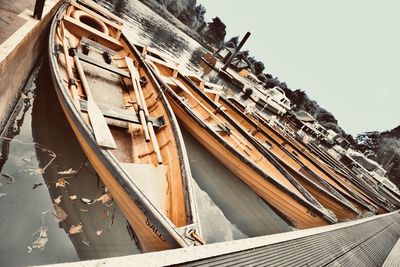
[
  {"x1": 79, "y1": 99, "x2": 163, "y2": 128},
  {"x1": 125, "y1": 57, "x2": 151, "y2": 142},
  {"x1": 81, "y1": 36, "x2": 117, "y2": 55},
  {"x1": 204, "y1": 81, "x2": 224, "y2": 90},
  {"x1": 63, "y1": 15, "x2": 123, "y2": 51},
  {"x1": 70, "y1": 1, "x2": 122, "y2": 31},
  {"x1": 77, "y1": 0, "x2": 124, "y2": 24},
  {"x1": 145, "y1": 54, "x2": 180, "y2": 71},
  {"x1": 141, "y1": 45, "x2": 180, "y2": 65},
  {"x1": 70, "y1": 48, "x2": 117, "y2": 149},
  {"x1": 60, "y1": 23, "x2": 80, "y2": 109},
  {"x1": 126, "y1": 56, "x2": 163, "y2": 164},
  {"x1": 77, "y1": 52, "x2": 130, "y2": 77}
]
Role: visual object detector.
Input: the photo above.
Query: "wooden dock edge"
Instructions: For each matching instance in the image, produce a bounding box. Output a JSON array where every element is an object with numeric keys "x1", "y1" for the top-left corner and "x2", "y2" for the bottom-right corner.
[
  {"x1": 39, "y1": 211, "x2": 400, "y2": 266},
  {"x1": 0, "y1": 0, "x2": 62, "y2": 134}
]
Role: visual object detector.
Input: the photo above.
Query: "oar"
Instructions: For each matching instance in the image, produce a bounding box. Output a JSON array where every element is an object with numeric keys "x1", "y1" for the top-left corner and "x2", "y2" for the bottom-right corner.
[
  {"x1": 68, "y1": 43, "x2": 116, "y2": 149},
  {"x1": 126, "y1": 57, "x2": 163, "y2": 164},
  {"x1": 59, "y1": 23, "x2": 80, "y2": 109},
  {"x1": 125, "y1": 57, "x2": 150, "y2": 143}
]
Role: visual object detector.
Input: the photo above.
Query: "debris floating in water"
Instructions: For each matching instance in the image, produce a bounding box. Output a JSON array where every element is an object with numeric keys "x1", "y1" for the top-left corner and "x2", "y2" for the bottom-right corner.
[
  {"x1": 0, "y1": 193, "x2": 7, "y2": 198},
  {"x1": 69, "y1": 195, "x2": 77, "y2": 200},
  {"x1": 97, "y1": 193, "x2": 113, "y2": 204},
  {"x1": 54, "y1": 196, "x2": 62, "y2": 204},
  {"x1": 110, "y1": 208, "x2": 116, "y2": 226},
  {"x1": 27, "y1": 228, "x2": 48, "y2": 253},
  {"x1": 1, "y1": 173, "x2": 15, "y2": 184},
  {"x1": 57, "y1": 168, "x2": 77, "y2": 175},
  {"x1": 53, "y1": 204, "x2": 68, "y2": 222},
  {"x1": 55, "y1": 178, "x2": 70, "y2": 188},
  {"x1": 69, "y1": 223, "x2": 83, "y2": 235},
  {"x1": 81, "y1": 197, "x2": 95, "y2": 205},
  {"x1": 96, "y1": 229, "x2": 103, "y2": 236},
  {"x1": 27, "y1": 212, "x2": 49, "y2": 253},
  {"x1": 32, "y1": 168, "x2": 45, "y2": 175},
  {"x1": 32, "y1": 183, "x2": 43, "y2": 189}
]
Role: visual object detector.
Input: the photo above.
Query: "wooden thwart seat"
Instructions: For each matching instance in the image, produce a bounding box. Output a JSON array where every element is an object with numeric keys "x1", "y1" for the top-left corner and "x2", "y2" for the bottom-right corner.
[
  {"x1": 80, "y1": 36, "x2": 117, "y2": 55},
  {"x1": 79, "y1": 100, "x2": 165, "y2": 129},
  {"x1": 77, "y1": 51, "x2": 130, "y2": 77}
]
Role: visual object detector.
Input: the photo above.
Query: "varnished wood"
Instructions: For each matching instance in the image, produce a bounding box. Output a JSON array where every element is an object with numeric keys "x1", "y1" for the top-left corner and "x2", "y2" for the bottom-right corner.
[
  {"x1": 70, "y1": 47, "x2": 117, "y2": 149},
  {"x1": 49, "y1": 1, "x2": 203, "y2": 252},
  {"x1": 146, "y1": 53, "x2": 339, "y2": 229},
  {"x1": 192, "y1": 88, "x2": 363, "y2": 220}
]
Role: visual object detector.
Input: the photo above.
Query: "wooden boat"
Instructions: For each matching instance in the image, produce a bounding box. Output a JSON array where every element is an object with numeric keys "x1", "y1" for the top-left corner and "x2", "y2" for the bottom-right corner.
[
  {"x1": 142, "y1": 49, "x2": 338, "y2": 229},
  {"x1": 257, "y1": 110, "x2": 395, "y2": 212},
  {"x1": 233, "y1": 100, "x2": 392, "y2": 213},
  {"x1": 303, "y1": 141, "x2": 395, "y2": 211},
  {"x1": 168, "y1": 69, "x2": 373, "y2": 221},
  {"x1": 48, "y1": 0, "x2": 204, "y2": 252},
  {"x1": 179, "y1": 79, "x2": 365, "y2": 221}
]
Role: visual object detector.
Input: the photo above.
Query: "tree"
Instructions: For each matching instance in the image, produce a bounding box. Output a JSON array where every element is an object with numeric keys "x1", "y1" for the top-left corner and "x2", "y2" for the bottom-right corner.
[
  {"x1": 355, "y1": 131, "x2": 380, "y2": 157},
  {"x1": 225, "y1": 36, "x2": 239, "y2": 48},
  {"x1": 202, "y1": 17, "x2": 226, "y2": 48},
  {"x1": 253, "y1": 61, "x2": 265, "y2": 76},
  {"x1": 316, "y1": 109, "x2": 338, "y2": 124}
]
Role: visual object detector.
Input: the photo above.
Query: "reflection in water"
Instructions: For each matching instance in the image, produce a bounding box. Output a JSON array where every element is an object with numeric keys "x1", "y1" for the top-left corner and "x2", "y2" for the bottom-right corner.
[
  {"x1": 194, "y1": 182, "x2": 248, "y2": 243},
  {"x1": 0, "y1": 66, "x2": 37, "y2": 171},
  {"x1": 0, "y1": 61, "x2": 139, "y2": 267},
  {"x1": 182, "y1": 128, "x2": 292, "y2": 237}
]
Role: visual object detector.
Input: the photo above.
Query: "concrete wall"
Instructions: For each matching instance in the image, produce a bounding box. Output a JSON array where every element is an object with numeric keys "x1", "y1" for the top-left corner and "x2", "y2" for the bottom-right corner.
[{"x1": 0, "y1": 0, "x2": 61, "y2": 133}]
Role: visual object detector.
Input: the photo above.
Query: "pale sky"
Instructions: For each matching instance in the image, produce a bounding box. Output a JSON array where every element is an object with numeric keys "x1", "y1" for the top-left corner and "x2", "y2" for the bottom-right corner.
[{"x1": 198, "y1": 0, "x2": 400, "y2": 135}]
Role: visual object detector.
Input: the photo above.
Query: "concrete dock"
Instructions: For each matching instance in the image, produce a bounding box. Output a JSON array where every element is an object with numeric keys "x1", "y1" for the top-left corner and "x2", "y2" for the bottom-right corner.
[
  {"x1": 46, "y1": 211, "x2": 400, "y2": 266},
  {"x1": 0, "y1": 0, "x2": 60, "y2": 135}
]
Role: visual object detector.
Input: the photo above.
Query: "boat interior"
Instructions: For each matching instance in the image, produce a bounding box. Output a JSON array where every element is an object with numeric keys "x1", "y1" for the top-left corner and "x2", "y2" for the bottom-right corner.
[{"x1": 54, "y1": 1, "x2": 189, "y2": 227}]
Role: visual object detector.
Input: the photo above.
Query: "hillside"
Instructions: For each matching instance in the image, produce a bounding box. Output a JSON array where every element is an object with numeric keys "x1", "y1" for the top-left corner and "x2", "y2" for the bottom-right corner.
[
  {"x1": 356, "y1": 126, "x2": 400, "y2": 186},
  {"x1": 139, "y1": 0, "x2": 226, "y2": 49}
]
